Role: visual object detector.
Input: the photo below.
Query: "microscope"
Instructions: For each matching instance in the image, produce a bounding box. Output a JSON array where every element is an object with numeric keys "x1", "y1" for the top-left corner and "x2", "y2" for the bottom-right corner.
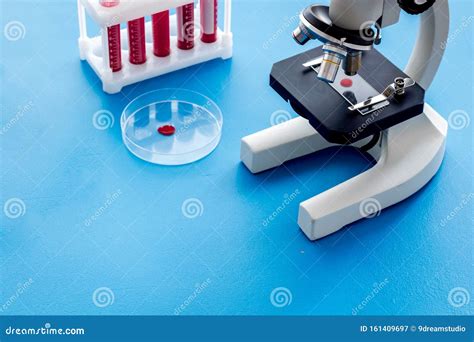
[{"x1": 241, "y1": 0, "x2": 449, "y2": 240}]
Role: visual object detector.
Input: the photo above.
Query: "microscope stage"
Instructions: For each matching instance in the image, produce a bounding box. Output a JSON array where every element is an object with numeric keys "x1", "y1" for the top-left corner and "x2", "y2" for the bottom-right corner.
[{"x1": 270, "y1": 47, "x2": 426, "y2": 144}]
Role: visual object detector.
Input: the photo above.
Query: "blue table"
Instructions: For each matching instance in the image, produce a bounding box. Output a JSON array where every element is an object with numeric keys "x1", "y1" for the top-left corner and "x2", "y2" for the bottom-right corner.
[{"x1": 1, "y1": 0, "x2": 472, "y2": 316}]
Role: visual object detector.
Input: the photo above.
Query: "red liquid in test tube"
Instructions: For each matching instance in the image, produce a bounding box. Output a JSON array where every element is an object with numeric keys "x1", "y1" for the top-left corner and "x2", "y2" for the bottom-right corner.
[
  {"x1": 177, "y1": 3, "x2": 195, "y2": 50},
  {"x1": 107, "y1": 25, "x2": 122, "y2": 71},
  {"x1": 128, "y1": 17, "x2": 147, "y2": 64},
  {"x1": 200, "y1": 0, "x2": 217, "y2": 43},
  {"x1": 100, "y1": 0, "x2": 122, "y2": 72},
  {"x1": 152, "y1": 11, "x2": 170, "y2": 57},
  {"x1": 100, "y1": 0, "x2": 119, "y2": 7}
]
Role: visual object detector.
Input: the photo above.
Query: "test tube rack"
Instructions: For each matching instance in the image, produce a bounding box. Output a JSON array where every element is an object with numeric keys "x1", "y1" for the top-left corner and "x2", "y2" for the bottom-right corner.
[{"x1": 77, "y1": 0, "x2": 233, "y2": 94}]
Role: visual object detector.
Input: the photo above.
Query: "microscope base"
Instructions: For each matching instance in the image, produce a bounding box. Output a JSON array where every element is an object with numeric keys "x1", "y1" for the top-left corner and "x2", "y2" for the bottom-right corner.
[{"x1": 240, "y1": 103, "x2": 447, "y2": 240}]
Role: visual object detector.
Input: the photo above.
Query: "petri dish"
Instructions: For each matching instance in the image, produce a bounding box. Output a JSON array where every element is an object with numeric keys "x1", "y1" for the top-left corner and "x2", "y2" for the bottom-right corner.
[{"x1": 121, "y1": 89, "x2": 223, "y2": 165}]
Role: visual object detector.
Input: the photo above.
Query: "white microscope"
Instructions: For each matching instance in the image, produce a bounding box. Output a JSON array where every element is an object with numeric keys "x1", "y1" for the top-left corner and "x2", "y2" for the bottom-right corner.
[{"x1": 240, "y1": 0, "x2": 449, "y2": 240}]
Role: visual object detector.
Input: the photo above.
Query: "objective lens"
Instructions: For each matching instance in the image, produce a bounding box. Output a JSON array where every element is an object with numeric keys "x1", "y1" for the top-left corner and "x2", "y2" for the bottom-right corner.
[
  {"x1": 317, "y1": 44, "x2": 347, "y2": 83},
  {"x1": 292, "y1": 23, "x2": 311, "y2": 45},
  {"x1": 318, "y1": 54, "x2": 342, "y2": 83},
  {"x1": 343, "y1": 51, "x2": 362, "y2": 76}
]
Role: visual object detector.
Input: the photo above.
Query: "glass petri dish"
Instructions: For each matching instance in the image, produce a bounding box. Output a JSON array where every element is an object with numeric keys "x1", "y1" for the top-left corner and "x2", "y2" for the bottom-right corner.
[{"x1": 121, "y1": 89, "x2": 223, "y2": 165}]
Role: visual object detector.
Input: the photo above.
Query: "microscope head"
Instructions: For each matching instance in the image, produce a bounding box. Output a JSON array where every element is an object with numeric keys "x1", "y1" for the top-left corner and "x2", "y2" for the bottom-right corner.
[{"x1": 292, "y1": 2, "x2": 382, "y2": 83}]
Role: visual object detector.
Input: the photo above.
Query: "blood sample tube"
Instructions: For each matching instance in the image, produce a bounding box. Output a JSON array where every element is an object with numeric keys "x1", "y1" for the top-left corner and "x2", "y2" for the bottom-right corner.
[
  {"x1": 200, "y1": 0, "x2": 218, "y2": 43},
  {"x1": 99, "y1": 0, "x2": 122, "y2": 72},
  {"x1": 152, "y1": 10, "x2": 170, "y2": 57},
  {"x1": 107, "y1": 25, "x2": 122, "y2": 71},
  {"x1": 128, "y1": 17, "x2": 147, "y2": 64},
  {"x1": 177, "y1": 3, "x2": 195, "y2": 50}
]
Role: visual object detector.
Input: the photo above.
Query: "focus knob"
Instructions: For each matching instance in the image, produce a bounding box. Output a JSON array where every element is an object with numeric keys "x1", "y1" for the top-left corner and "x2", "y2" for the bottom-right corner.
[{"x1": 397, "y1": 0, "x2": 436, "y2": 14}]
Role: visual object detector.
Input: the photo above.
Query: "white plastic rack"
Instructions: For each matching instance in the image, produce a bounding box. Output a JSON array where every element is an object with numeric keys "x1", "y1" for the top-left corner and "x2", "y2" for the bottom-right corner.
[{"x1": 77, "y1": 0, "x2": 233, "y2": 93}]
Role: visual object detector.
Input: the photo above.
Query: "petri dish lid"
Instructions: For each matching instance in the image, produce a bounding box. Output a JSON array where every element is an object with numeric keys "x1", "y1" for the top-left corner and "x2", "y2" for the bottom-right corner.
[{"x1": 121, "y1": 89, "x2": 223, "y2": 165}]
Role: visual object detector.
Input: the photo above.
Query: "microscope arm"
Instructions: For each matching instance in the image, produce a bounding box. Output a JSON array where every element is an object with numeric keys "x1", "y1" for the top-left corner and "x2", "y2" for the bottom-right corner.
[{"x1": 404, "y1": 0, "x2": 449, "y2": 90}]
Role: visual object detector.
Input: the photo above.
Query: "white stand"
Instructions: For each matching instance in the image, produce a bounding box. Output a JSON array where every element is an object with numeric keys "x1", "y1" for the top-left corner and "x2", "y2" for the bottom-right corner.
[
  {"x1": 77, "y1": 0, "x2": 233, "y2": 94},
  {"x1": 241, "y1": 105, "x2": 447, "y2": 240},
  {"x1": 240, "y1": 0, "x2": 450, "y2": 240}
]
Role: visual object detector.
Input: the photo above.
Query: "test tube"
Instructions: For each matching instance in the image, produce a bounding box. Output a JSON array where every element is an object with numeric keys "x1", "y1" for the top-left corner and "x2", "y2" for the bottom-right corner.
[
  {"x1": 177, "y1": 3, "x2": 195, "y2": 50},
  {"x1": 152, "y1": 11, "x2": 171, "y2": 57},
  {"x1": 128, "y1": 17, "x2": 147, "y2": 64},
  {"x1": 100, "y1": 0, "x2": 122, "y2": 72},
  {"x1": 107, "y1": 25, "x2": 122, "y2": 71},
  {"x1": 100, "y1": 0, "x2": 119, "y2": 7},
  {"x1": 200, "y1": 0, "x2": 218, "y2": 43}
]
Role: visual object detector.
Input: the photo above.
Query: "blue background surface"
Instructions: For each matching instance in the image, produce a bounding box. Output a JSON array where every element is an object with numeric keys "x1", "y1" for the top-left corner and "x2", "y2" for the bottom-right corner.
[{"x1": 1, "y1": 0, "x2": 473, "y2": 316}]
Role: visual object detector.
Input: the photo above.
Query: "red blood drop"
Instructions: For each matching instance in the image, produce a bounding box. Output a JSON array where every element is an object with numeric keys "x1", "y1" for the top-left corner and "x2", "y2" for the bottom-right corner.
[
  {"x1": 340, "y1": 78, "x2": 353, "y2": 88},
  {"x1": 158, "y1": 125, "x2": 176, "y2": 136}
]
